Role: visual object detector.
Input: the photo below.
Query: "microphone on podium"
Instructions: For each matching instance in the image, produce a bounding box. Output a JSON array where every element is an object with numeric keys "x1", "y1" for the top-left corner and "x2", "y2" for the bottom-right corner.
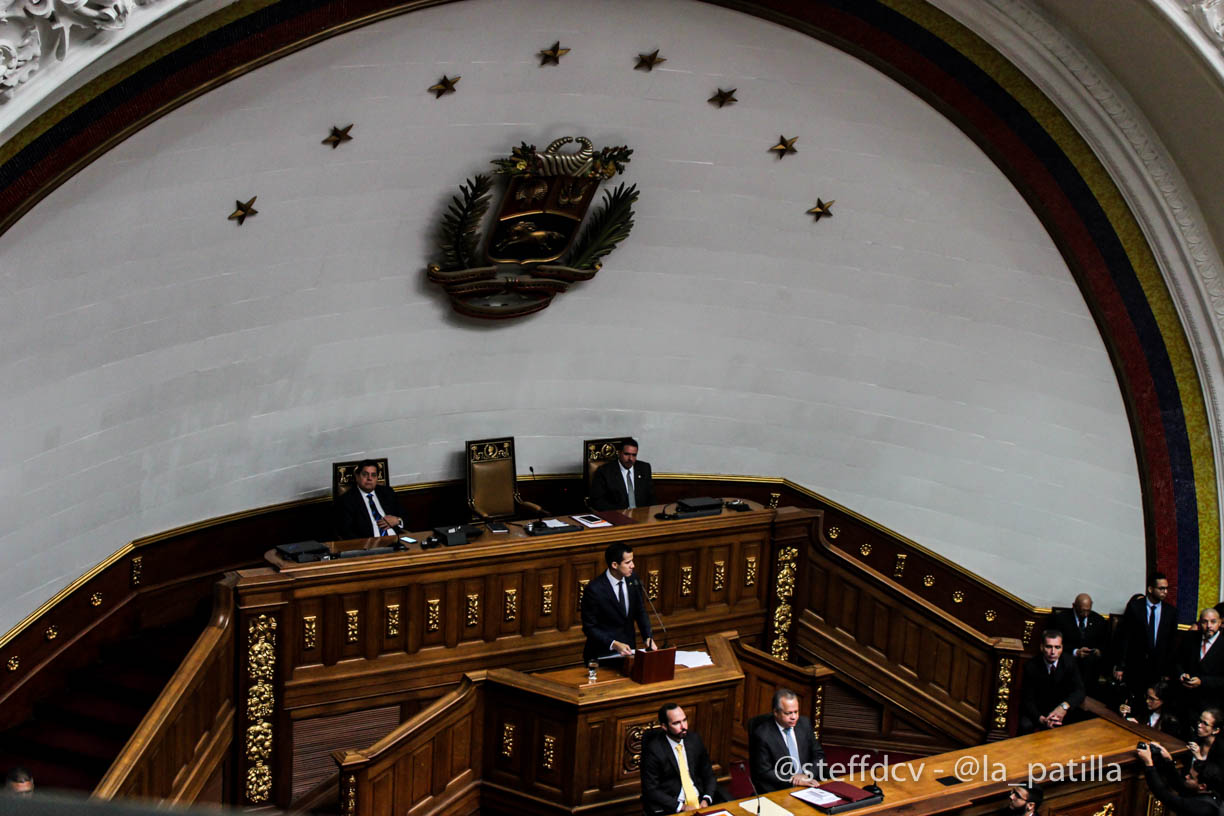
[{"x1": 630, "y1": 575, "x2": 669, "y2": 649}]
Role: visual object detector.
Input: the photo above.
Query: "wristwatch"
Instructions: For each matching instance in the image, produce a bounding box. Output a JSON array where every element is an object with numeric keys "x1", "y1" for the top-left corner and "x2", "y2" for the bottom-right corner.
[{"x1": 1060, "y1": 702, "x2": 1070, "y2": 710}]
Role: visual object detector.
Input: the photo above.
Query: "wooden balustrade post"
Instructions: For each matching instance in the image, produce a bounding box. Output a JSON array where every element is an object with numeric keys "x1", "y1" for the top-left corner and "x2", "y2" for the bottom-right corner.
[
  {"x1": 235, "y1": 571, "x2": 291, "y2": 809},
  {"x1": 332, "y1": 751, "x2": 369, "y2": 816},
  {"x1": 767, "y1": 507, "x2": 820, "y2": 660},
  {"x1": 986, "y1": 638, "x2": 1026, "y2": 741}
]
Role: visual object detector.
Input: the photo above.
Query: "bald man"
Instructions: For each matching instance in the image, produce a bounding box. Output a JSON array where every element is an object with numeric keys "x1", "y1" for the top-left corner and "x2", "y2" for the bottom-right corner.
[
  {"x1": 1053, "y1": 593, "x2": 1108, "y2": 697},
  {"x1": 1176, "y1": 608, "x2": 1224, "y2": 714}
]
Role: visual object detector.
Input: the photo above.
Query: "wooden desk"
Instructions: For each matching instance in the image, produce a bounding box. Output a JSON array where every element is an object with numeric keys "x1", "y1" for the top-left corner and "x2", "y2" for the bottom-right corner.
[
  {"x1": 266, "y1": 501, "x2": 767, "y2": 567},
  {"x1": 708, "y1": 714, "x2": 1181, "y2": 816},
  {"x1": 335, "y1": 633, "x2": 745, "y2": 816},
  {"x1": 235, "y1": 501, "x2": 802, "y2": 808}
]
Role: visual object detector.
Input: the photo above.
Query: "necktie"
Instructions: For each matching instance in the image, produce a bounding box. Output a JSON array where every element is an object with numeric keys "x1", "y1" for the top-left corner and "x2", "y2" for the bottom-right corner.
[
  {"x1": 675, "y1": 743, "x2": 700, "y2": 807},
  {"x1": 1204, "y1": 638, "x2": 1211, "y2": 659},
  {"x1": 625, "y1": 469, "x2": 636, "y2": 509},
  {"x1": 1149, "y1": 604, "x2": 1157, "y2": 648},
  {"x1": 785, "y1": 727, "x2": 801, "y2": 767},
  {"x1": 617, "y1": 580, "x2": 625, "y2": 614},
  {"x1": 1079, "y1": 616, "x2": 1086, "y2": 635},
  {"x1": 366, "y1": 493, "x2": 385, "y2": 536},
  {"x1": 1047, "y1": 662, "x2": 1054, "y2": 675}
]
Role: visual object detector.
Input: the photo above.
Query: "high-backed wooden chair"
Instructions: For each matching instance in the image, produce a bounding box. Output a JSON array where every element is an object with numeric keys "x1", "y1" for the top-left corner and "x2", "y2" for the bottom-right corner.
[
  {"x1": 583, "y1": 437, "x2": 625, "y2": 508},
  {"x1": 465, "y1": 437, "x2": 545, "y2": 521},
  {"x1": 331, "y1": 457, "x2": 389, "y2": 501}
]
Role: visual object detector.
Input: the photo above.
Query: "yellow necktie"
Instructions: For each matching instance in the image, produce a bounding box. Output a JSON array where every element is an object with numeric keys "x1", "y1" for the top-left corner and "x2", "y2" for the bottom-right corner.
[{"x1": 676, "y1": 742, "x2": 700, "y2": 807}]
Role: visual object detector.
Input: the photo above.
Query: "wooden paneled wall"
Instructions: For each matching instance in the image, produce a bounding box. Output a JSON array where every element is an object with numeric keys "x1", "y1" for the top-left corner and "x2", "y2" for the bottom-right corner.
[
  {"x1": 334, "y1": 676, "x2": 484, "y2": 816},
  {"x1": 784, "y1": 509, "x2": 1026, "y2": 744}
]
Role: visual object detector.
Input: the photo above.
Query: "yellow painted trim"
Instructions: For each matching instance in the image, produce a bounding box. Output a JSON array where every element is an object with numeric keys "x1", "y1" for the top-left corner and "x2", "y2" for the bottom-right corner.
[
  {"x1": 884, "y1": 0, "x2": 1220, "y2": 609},
  {"x1": 0, "y1": 543, "x2": 133, "y2": 651}
]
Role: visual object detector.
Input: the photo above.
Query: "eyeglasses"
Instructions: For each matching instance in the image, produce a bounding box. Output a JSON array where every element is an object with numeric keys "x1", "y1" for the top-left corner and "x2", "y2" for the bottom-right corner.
[{"x1": 1010, "y1": 791, "x2": 1029, "y2": 802}]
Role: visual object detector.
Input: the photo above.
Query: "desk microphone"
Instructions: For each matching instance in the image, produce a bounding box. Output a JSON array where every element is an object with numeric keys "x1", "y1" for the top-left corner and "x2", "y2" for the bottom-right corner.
[
  {"x1": 631, "y1": 575, "x2": 670, "y2": 649},
  {"x1": 529, "y1": 466, "x2": 536, "y2": 479}
]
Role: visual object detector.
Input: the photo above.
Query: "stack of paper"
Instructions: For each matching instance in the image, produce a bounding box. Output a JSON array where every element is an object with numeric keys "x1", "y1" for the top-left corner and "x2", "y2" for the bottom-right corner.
[{"x1": 739, "y1": 797, "x2": 793, "y2": 816}]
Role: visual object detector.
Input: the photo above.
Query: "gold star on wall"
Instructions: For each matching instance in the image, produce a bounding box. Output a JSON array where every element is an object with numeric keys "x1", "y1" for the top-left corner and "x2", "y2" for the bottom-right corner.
[
  {"x1": 807, "y1": 198, "x2": 836, "y2": 221},
  {"x1": 708, "y1": 88, "x2": 737, "y2": 108},
  {"x1": 428, "y1": 75, "x2": 460, "y2": 98},
  {"x1": 538, "y1": 41, "x2": 570, "y2": 66},
  {"x1": 228, "y1": 196, "x2": 258, "y2": 225},
  {"x1": 769, "y1": 135, "x2": 798, "y2": 158},
  {"x1": 635, "y1": 49, "x2": 666, "y2": 71},
  {"x1": 322, "y1": 124, "x2": 353, "y2": 149}
]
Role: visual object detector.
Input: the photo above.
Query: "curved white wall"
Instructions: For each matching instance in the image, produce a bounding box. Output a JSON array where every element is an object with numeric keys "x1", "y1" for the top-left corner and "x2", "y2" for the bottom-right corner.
[{"x1": 0, "y1": 0, "x2": 1144, "y2": 632}]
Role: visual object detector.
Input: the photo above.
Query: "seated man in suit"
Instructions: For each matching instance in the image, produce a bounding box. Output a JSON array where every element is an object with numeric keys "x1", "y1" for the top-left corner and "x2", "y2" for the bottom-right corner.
[
  {"x1": 1176, "y1": 608, "x2": 1224, "y2": 715},
  {"x1": 641, "y1": 703, "x2": 719, "y2": 814},
  {"x1": 589, "y1": 437, "x2": 654, "y2": 511},
  {"x1": 749, "y1": 688, "x2": 825, "y2": 792},
  {"x1": 1019, "y1": 629, "x2": 1086, "y2": 734},
  {"x1": 581, "y1": 543, "x2": 656, "y2": 663},
  {"x1": 1053, "y1": 593, "x2": 1109, "y2": 697},
  {"x1": 333, "y1": 459, "x2": 408, "y2": 540}
]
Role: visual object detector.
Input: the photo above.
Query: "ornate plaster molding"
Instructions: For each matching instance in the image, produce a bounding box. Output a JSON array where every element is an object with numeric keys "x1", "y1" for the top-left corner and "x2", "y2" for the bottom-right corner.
[
  {"x1": 933, "y1": 0, "x2": 1224, "y2": 589},
  {"x1": 1181, "y1": 0, "x2": 1224, "y2": 45},
  {"x1": 1, "y1": 0, "x2": 163, "y2": 102}
]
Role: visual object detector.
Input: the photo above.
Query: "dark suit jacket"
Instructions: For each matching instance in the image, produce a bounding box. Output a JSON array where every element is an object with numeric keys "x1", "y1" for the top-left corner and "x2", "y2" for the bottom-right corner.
[
  {"x1": 1174, "y1": 634, "x2": 1224, "y2": 712},
  {"x1": 1144, "y1": 763, "x2": 1224, "y2": 816},
  {"x1": 1052, "y1": 608, "x2": 1109, "y2": 689},
  {"x1": 333, "y1": 485, "x2": 406, "y2": 540},
  {"x1": 640, "y1": 730, "x2": 718, "y2": 815},
  {"x1": 1115, "y1": 595, "x2": 1178, "y2": 688},
  {"x1": 1020, "y1": 654, "x2": 1086, "y2": 732},
  {"x1": 748, "y1": 715, "x2": 825, "y2": 793},
  {"x1": 581, "y1": 571, "x2": 652, "y2": 663},
  {"x1": 589, "y1": 459, "x2": 654, "y2": 511}
]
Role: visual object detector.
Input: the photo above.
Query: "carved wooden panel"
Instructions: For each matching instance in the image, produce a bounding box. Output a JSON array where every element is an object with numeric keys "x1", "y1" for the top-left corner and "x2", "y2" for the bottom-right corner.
[
  {"x1": 240, "y1": 507, "x2": 776, "y2": 732},
  {"x1": 795, "y1": 539, "x2": 1014, "y2": 745},
  {"x1": 340, "y1": 681, "x2": 482, "y2": 816}
]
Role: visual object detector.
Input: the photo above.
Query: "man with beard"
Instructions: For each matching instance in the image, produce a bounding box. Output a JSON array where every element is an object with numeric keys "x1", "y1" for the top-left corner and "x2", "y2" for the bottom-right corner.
[
  {"x1": 1003, "y1": 783, "x2": 1043, "y2": 816},
  {"x1": 1176, "y1": 609, "x2": 1224, "y2": 714},
  {"x1": 1115, "y1": 573, "x2": 1178, "y2": 698},
  {"x1": 640, "y1": 703, "x2": 719, "y2": 813}
]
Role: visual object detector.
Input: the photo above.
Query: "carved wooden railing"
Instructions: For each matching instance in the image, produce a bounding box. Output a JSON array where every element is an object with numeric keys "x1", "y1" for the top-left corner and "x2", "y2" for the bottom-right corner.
[
  {"x1": 773, "y1": 508, "x2": 1026, "y2": 745},
  {"x1": 333, "y1": 675, "x2": 485, "y2": 816},
  {"x1": 93, "y1": 574, "x2": 238, "y2": 803}
]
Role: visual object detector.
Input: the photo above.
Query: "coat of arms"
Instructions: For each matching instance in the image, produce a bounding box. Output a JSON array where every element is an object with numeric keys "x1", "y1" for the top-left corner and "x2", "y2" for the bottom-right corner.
[{"x1": 427, "y1": 136, "x2": 637, "y2": 319}]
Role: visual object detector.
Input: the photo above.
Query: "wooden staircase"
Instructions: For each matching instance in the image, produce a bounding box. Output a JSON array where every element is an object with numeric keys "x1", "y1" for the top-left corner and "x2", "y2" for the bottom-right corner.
[{"x1": 0, "y1": 623, "x2": 201, "y2": 793}]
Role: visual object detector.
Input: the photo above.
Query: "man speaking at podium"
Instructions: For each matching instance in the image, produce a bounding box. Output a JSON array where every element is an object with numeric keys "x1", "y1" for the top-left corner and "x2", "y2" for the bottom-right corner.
[{"x1": 582, "y1": 543, "x2": 657, "y2": 662}]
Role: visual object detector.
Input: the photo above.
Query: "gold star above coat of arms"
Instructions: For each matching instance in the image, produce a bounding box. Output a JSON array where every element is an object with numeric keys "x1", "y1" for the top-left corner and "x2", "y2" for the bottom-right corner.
[
  {"x1": 538, "y1": 41, "x2": 570, "y2": 66},
  {"x1": 770, "y1": 135, "x2": 798, "y2": 158},
  {"x1": 635, "y1": 50, "x2": 666, "y2": 71},
  {"x1": 228, "y1": 196, "x2": 258, "y2": 225},
  {"x1": 322, "y1": 124, "x2": 353, "y2": 148},
  {"x1": 807, "y1": 199, "x2": 835, "y2": 221},
  {"x1": 428, "y1": 75, "x2": 460, "y2": 98}
]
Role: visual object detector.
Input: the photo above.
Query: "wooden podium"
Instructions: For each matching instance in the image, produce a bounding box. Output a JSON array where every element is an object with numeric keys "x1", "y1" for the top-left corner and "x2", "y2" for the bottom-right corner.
[
  {"x1": 626, "y1": 646, "x2": 676, "y2": 684},
  {"x1": 479, "y1": 634, "x2": 742, "y2": 814}
]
